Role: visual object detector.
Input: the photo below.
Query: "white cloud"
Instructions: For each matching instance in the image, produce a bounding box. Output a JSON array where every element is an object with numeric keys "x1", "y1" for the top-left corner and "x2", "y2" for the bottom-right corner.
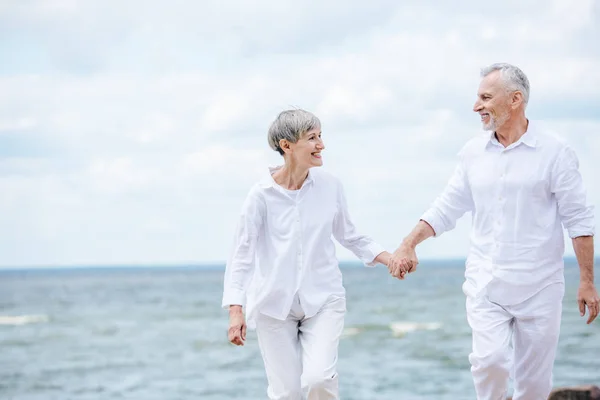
[
  {"x1": 0, "y1": 0, "x2": 598, "y2": 267},
  {"x1": 0, "y1": 117, "x2": 37, "y2": 132}
]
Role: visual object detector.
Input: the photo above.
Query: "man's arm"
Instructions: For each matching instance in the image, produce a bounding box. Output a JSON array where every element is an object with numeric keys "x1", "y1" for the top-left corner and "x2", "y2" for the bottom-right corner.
[
  {"x1": 402, "y1": 220, "x2": 436, "y2": 249},
  {"x1": 550, "y1": 145, "x2": 597, "y2": 324},
  {"x1": 389, "y1": 153, "x2": 473, "y2": 278},
  {"x1": 572, "y1": 236, "x2": 599, "y2": 324}
]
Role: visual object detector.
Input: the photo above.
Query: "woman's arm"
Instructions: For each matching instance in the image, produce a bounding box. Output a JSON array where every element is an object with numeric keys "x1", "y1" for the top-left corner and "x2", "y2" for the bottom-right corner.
[
  {"x1": 222, "y1": 189, "x2": 265, "y2": 345},
  {"x1": 332, "y1": 179, "x2": 387, "y2": 267}
]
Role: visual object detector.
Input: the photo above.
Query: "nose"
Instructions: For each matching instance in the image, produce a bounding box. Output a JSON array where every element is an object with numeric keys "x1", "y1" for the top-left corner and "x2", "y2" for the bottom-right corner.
[
  {"x1": 473, "y1": 99, "x2": 483, "y2": 112},
  {"x1": 317, "y1": 138, "x2": 325, "y2": 150}
]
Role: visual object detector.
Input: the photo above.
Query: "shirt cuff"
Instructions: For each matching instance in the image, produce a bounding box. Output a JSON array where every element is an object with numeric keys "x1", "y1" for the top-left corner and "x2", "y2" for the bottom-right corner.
[
  {"x1": 567, "y1": 228, "x2": 595, "y2": 239},
  {"x1": 363, "y1": 242, "x2": 387, "y2": 267},
  {"x1": 420, "y1": 209, "x2": 444, "y2": 237},
  {"x1": 222, "y1": 289, "x2": 246, "y2": 309}
]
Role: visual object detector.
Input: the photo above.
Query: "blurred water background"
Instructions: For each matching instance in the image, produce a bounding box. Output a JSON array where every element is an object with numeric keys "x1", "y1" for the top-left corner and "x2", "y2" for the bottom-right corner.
[{"x1": 2, "y1": 259, "x2": 599, "y2": 399}]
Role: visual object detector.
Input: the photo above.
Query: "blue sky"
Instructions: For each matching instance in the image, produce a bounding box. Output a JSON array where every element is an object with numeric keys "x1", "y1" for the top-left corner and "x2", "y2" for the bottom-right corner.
[{"x1": 1, "y1": 0, "x2": 599, "y2": 267}]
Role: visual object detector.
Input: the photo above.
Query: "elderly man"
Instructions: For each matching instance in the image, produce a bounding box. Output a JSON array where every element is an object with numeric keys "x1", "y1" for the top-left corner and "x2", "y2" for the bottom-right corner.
[{"x1": 389, "y1": 63, "x2": 598, "y2": 400}]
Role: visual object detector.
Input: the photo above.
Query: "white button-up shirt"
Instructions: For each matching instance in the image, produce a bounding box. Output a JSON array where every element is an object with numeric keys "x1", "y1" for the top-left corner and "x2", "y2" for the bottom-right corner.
[
  {"x1": 421, "y1": 122, "x2": 595, "y2": 305},
  {"x1": 222, "y1": 166, "x2": 385, "y2": 325}
]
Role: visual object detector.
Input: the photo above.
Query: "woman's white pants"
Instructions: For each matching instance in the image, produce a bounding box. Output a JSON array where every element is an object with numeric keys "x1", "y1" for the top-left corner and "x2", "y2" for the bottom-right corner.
[{"x1": 255, "y1": 295, "x2": 345, "y2": 400}]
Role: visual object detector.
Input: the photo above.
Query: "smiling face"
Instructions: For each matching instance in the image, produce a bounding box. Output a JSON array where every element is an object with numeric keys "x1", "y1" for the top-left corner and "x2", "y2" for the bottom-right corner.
[
  {"x1": 473, "y1": 70, "x2": 513, "y2": 131},
  {"x1": 281, "y1": 127, "x2": 325, "y2": 168}
]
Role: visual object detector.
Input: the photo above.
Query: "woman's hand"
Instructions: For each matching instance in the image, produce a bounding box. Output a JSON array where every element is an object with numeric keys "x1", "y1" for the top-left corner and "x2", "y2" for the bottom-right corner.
[
  {"x1": 389, "y1": 243, "x2": 418, "y2": 278},
  {"x1": 228, "y1": 305, "x2": 247, "y2": 346},
  {"x1": 376, "y1": 251, "x2": 406, "y2": 279}
]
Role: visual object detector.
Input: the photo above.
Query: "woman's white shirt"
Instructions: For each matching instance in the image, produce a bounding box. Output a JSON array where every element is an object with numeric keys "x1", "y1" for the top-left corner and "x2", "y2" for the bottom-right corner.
[{"x1": 222, "y1": 166, "x2": 385, "y2": 326}]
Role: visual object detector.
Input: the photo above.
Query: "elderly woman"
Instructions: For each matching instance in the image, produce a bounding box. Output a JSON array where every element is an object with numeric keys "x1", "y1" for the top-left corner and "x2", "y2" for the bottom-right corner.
[{"x1": 222, "y1": 109, "x2": 398, "y2": 400}]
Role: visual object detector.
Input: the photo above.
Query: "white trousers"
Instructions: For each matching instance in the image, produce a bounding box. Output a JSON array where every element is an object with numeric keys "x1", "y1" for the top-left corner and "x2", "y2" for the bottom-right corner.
[
  {"x1": 254, "y1": 295, "x2": 346, "y2": 400},
  {"x1": 466, "y1": 282, "x2": 564, "y2": 400}
]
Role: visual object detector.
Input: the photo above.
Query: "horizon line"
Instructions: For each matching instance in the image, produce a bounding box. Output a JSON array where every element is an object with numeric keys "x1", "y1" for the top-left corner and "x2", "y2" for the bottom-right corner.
[{"x1": 0, "y1": 256, "x2": 590, "y2": 272}]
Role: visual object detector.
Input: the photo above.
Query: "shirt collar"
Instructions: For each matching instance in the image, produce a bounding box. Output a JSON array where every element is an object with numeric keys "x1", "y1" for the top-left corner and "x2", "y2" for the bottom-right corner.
[
  {"x1": 258, "y1": 165, "x2": 315, "y2": 189},
  {"x1": 486, "y1": 120, "x2": 537, "y2": 150}
]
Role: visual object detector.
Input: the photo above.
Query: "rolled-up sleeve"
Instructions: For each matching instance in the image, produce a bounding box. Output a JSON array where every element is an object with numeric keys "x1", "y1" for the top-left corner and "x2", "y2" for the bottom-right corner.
[
  {"x1": 551, "y1": 146, "x2": 595, "y2": 238},
  {"x1": 332, "y1": 180, "x2": 386, "y2": 267},
  {"x1": 222, "y1": 190, "x2": 264, "y2": 309},
  {"x1": 420, "y1": 154, "x2": 474, "y2": 237}
]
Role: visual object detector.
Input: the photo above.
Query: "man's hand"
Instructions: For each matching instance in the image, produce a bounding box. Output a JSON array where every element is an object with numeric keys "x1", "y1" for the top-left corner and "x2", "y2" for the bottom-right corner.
[
  {"x1": 228, "y1": 305, "x2": 247, "y2": 345},
  {"x1": 388, "y1": 243, "x2": 419, "y2": 279},
  {"x1": 375, "y1": 251, "x2": 405, "y2": 280},
  {"x1": 578, "y1": 282, "x2": 600, "y2": 324},
  {"x1": 386, "y1": 257, "x2": 406, "y2": 280}
]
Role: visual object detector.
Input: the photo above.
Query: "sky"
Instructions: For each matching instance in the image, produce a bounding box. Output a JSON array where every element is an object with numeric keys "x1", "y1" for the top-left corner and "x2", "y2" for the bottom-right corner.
[{"x1": 0, "y1": 0, "x2": 599, "y2": 268}]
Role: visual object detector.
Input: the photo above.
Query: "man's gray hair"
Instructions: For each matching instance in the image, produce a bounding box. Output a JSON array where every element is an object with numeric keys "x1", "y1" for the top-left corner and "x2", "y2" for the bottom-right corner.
[
  {"x1": 268, "y1": 109, "x2": 321, "y2": 155},
  {"x1": 480, "y1": 63, "x2": 530, "y2": 106}
]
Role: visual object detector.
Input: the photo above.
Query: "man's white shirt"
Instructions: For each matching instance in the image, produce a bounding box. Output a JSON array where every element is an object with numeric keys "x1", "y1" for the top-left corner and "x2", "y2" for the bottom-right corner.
[
  {"x1": 421, "y1": 122, "x2": 595, "y2": 304},
  {"x1": 222, "y1": 166, "x2": 385, "y2": 326}
]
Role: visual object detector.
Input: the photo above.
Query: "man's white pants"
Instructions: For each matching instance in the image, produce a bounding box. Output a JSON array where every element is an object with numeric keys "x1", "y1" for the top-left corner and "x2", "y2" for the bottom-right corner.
[
  {"x1": 254, "y1": 295, "x2": 345, "y2": 400},
  {"x1": 466, "y1": 282, "x2": 564, "y2": 400}
]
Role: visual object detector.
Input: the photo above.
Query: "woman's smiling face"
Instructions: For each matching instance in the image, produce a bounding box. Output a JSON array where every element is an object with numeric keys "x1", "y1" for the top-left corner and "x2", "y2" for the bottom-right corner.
[{"x1": 287, "y1": 127, "x2": 325, "y2": 168}]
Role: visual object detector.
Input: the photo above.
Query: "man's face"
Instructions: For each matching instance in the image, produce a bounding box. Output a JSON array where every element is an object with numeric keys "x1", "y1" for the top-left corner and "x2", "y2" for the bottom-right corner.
[{"x1": 473, "y1": 71, "x2": 512, "y2": 131}]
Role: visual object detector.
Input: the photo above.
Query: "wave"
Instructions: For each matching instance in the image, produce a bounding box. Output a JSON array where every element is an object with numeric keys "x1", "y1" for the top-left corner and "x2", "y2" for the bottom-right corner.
[
  {"x1": 390, "y1": 321, "x2": 442, "y2": 337},
  {"x1": 0, "y1": 314, "x2": 49, "y2": 326},
  {"x1": 341, "y1": 327, "x2": 362, "y2": 337},
  {"x1": 341, "y1": 321, "x2": 442, "y2": 338}
]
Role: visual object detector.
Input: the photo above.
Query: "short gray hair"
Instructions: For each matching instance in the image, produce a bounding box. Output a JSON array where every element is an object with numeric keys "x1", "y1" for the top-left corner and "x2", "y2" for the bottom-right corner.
[
  {"x1": 267, "y1": 109, "x2": 321, "y2": 155},
  {"x1": 480, "y1": 63, "x2": 530, "y2": 106}
]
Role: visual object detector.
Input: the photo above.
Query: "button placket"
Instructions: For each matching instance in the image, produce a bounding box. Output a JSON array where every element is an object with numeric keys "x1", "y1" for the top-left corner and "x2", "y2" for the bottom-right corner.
[
  {"x1": 296, "y1": 207, "x2": 302, "y2": 270},
  {"x1": 494, "y1": 151, "x2": 508, "y2": 256}
]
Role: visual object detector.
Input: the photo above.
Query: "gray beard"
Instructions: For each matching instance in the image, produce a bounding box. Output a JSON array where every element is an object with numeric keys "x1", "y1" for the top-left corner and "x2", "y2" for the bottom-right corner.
[
  {"x1": 483, "y1": 121, "x2": 496, "y2": 131},
  {"x1": 483, "y1": 113, "x2": 508, "y2": 131}
]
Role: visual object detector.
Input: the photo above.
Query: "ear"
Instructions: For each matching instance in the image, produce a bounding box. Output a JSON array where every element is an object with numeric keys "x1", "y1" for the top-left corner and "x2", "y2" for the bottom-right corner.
[
  {"x1": 511, "y1": 91, "x2": 524, "y2": 109},
  {"x1": 279, "y1": 139, "x2": 292, "y2": 154}
]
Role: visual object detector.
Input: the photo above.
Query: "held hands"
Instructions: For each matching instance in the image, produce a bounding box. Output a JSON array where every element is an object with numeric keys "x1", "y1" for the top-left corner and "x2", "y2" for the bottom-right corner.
[
  {"x1": 387, "y1": 244, "x2": 419, "y2": 280},
  {"x1": 578, "y1": 282, "x2": 600, "y2": 324},
  {"x1": 377, "y1": 251, "x2": 406, "y2": 279},
  {"x1": 228, "y1": 305, "x2": 247, "y2": 346}
]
